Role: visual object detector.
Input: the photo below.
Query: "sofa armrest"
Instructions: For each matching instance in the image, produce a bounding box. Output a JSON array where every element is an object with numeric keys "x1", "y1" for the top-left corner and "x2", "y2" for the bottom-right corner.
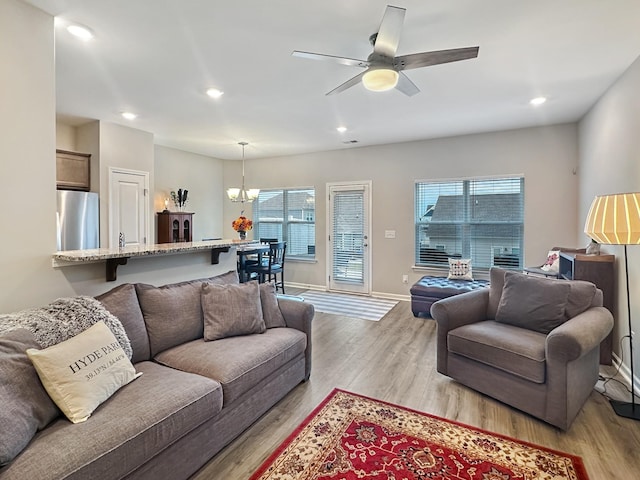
[
  {"x1": 546, "y1": 306, "x2": 613, "y2": 363},
  {"x1": 277, "y1": 298, "x2": 314, "y2": 380},
  {"x1": 430, "y1": 289, "x2": 489, "y2": 375}
]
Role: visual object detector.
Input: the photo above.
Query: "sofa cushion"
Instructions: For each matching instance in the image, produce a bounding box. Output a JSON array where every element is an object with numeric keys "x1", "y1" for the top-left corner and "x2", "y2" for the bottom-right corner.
[
  {"x1": 448, "y1": 320, "x2": 547, "y2": 383},
  {"x1": 155, "y1": 328, "x2": 306, "y2": 405},
  {"x1": 136, "y1": 271, "x2": 239, "y2": 356},
  {"x1": 260, "y1": 282, "x2": 286, "y2": 328},
  {"x1": 26, "y1": 321, "x2": 141, "y2": 424},
  {"x1": 0, "y1": 329, "x2": 60, "y2": 466},
  {"x1": 96, "y1": 283, "x2": 150, "y2": 363},
  {"x1": 202, "y1": 282, "x2": 266, "y2": 341},
  {"x1": 495, "y1": 271, "x2": 571, "y2": 334},
  {"x1": 0, "y1": 361, "x2": 222, "y2": 480}
]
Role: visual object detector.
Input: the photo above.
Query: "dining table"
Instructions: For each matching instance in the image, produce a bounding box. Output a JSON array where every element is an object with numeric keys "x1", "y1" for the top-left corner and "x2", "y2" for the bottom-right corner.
[{"x1": 236, "y1": 243, "x2": 270, "y2": 283}]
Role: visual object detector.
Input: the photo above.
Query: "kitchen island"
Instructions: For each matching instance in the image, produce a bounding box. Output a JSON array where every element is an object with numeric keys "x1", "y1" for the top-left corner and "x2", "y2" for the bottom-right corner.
[{"x1": 53, "y1": 239, "x2": 252, "y2": 281}]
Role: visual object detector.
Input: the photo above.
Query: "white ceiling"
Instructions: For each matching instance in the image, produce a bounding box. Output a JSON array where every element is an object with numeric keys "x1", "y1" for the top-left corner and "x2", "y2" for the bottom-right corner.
[{"x1": 25, "y1": 0, "x2": 640, "y2": 160}]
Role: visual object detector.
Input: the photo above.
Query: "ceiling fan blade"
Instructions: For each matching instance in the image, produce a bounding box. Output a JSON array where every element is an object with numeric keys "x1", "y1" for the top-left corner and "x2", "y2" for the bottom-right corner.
[
  {"x1": 292, "y1": 50, "x2": 369, "y2": 68},
  {"x1": 395, "y1": 72, "x2": 420, "y2": 97},
  {"x1": 373, "y1": 5, "x2": 406, "y2": 57},
  {"x1": 394, "y1": 46, "x2": 479, "y2": 71},
  {"x1": 326, "y1": 71, "x2": 366, "y2": 96}
]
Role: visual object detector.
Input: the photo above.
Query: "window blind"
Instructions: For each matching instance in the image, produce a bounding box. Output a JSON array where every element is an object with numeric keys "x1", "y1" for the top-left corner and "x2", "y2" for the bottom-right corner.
[
  {"x1": 415, "y1": 177, "x2": 524, "y2": 269},
  {"x1": 332, "y1": 190, "x2": 365, "y2": 282},
  {"x1": 254, "y1": 188, "x2": 315, "y2": 258}
]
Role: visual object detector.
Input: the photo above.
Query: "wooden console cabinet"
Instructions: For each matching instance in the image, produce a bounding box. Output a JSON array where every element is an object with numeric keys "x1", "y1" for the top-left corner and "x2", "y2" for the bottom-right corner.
[
  {"x1": 559, "y1": 251, "x2": 615, "y2": 364},
  {"x1": 157, "y1": 212, "x2": 193, "y2": 243}
]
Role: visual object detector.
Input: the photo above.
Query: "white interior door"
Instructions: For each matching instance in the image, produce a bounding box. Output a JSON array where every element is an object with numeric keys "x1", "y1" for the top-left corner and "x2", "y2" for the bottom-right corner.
[
  {"x1": 109, "y1": 168, "x2": 149, "y2": 248},
  {"x1": 327, "y1": 182, "x2": 371, "y2": 294}
]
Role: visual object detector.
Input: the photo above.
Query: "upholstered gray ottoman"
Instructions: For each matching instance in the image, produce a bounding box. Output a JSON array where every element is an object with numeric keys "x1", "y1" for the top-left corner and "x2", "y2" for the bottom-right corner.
[{"x1": 410, "y1": 276, "x2": 489, "y2": 317}]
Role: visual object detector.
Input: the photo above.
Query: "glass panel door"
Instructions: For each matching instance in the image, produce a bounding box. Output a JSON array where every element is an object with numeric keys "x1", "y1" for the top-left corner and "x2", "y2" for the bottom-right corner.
[{"x1": 328, "y1": 183, "x2": 370, "y2": 294}]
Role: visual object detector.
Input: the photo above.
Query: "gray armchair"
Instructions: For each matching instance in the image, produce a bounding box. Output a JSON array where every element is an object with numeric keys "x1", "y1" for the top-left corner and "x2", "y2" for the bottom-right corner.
[{"x1": 431, "y1": 267, "x2": 613, "y2": 430}]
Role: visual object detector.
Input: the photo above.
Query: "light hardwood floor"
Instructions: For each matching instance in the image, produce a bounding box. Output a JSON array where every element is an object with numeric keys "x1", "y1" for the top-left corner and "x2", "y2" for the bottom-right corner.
[{"x1": 193, "y1": 295, "x2": 640, "y2": 479}]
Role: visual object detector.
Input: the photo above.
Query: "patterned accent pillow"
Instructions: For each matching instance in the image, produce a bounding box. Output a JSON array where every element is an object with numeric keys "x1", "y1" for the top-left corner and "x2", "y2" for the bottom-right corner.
[
  {"x1": 541, "y1": 250, "x2": 561, "y2": 272},
  {"x1": 448, "y1": 258, "x2": 473, "y2": 280},
  {"x1": 26, "y1": 321, "x2": 141, "y2": 424}
]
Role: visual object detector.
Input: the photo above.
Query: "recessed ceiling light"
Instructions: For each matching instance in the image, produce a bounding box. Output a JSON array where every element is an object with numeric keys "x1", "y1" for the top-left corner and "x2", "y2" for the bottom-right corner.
[
  {"x1": 530, "y1": 96, "x2": 547, "y2": 106},
  {"x1": 66, "y1": 24, "x2": 94, "y2": 41},
  {"x1": 121, "y1": 112, "x2": 137, "y2": 120},
  {"x1": 336, "y1": 126, "x2": 347, "y2": 133},
  {"x1": 206, "y1": 88, "x2": 224, "y2": 99}
]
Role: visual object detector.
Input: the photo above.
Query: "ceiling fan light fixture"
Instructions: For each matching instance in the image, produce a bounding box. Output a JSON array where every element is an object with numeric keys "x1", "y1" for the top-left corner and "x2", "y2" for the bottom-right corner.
[{"x1": 362, "y1": 68, "x2": 399, "y2": 92}]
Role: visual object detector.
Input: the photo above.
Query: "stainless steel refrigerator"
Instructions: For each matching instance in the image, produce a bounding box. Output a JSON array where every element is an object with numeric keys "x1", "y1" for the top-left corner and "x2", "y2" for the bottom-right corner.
[{"x1": 56, "y1": 190, "x2": 99, "y2": 251}]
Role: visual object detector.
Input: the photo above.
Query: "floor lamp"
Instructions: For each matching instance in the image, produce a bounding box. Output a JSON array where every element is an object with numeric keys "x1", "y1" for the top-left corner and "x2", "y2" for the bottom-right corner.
[{"x1": 584, "y1": 192, "x2": 640, "y2": 421}]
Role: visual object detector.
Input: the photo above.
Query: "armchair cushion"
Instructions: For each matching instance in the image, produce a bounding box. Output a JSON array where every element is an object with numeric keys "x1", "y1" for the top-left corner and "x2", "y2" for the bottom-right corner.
[
  {"x1": 495, "y1": 271, "x2": 571, "y2": 334},
  {"x1": 448, "y1": 321, "x2": 547, "y2": 383}
]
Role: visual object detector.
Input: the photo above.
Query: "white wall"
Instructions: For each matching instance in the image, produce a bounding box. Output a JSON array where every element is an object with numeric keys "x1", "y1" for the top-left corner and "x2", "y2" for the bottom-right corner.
[
  {"x1": 154, "y1": 145, "x2": 224, "y2": 241},
  {"x1": 0, "y1": 0, "x2": 63, "y2": 311},
  {"x1": 0, "y1": 2, "x2": 236, "y2": 312},
  {"x1": 56, "y1": 123, "x2": 76, "y2": 151},
  {"x1": 579, "y1": 54, "x2": 640, "y2": 379},
  {"x1": 225, "y1": 124, "x2": 580, "y2": 296}
]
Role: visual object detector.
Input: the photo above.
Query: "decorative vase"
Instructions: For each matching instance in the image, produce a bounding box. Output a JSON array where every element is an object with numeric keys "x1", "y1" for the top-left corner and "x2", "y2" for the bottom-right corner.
[{"x1": 238, "y1": 230, "x2": 246, "y2": 240}]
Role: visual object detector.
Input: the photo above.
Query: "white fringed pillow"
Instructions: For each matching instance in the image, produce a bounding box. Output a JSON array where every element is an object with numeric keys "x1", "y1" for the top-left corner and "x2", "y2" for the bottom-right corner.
[{"x1": 27, "y1": 321, "x2": 141, "y2": 424}]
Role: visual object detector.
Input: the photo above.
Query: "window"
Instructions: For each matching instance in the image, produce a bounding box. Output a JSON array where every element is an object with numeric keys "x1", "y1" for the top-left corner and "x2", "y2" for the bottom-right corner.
[
  {"x1": 415, "y1": 177, "x2": 524, "y2": 270},
  {"x1": 253, "y1": 188, "x2": 315, "y2": 259}
]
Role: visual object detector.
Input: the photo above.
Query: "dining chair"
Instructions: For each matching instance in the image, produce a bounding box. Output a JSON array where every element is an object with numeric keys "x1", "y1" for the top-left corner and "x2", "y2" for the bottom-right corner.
[{"x1": 246, "y1": 241, "x2": 286, "y2": 293}]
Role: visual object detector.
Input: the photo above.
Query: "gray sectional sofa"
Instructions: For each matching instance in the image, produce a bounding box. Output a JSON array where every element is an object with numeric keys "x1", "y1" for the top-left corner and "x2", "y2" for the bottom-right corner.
[{"x1": 0, "y1": 271, "x2": 314, "y2": 479}]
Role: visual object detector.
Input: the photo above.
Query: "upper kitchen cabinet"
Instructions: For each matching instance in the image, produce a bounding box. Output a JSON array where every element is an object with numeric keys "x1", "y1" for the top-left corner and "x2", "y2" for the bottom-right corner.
[{"x1": 56, "y1": 149, "x2": 91, "y2": 191}]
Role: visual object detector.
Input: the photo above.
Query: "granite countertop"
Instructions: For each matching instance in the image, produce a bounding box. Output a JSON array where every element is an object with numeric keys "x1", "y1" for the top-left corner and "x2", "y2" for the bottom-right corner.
[{"x1": 53, "y1": 239, "x2": 253, "y2": 263}]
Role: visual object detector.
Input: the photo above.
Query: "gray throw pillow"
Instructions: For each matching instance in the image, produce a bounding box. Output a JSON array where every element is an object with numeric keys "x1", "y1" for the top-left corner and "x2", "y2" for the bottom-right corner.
[
  {"x1": 565, "y1": 280, "x2": 597, "y2": 318},
  {"x1": 0, "y1": 329, "x2": 60, "y2": 466},
  {"x1": 495, "y1": 271, "x2": 571, "y2": 334},
  {"x1": 136, "y1": 281, "x2": 204, "y2": 357},
  {"x1": 487, "y1": 267, "x2": 507, "y2": 319},
  {"x1": 260, "y1": 282, "x2": 286, "y2": 328},
  {"x1": 202, "y1": 282, "x2": 266, "y2": 341}
]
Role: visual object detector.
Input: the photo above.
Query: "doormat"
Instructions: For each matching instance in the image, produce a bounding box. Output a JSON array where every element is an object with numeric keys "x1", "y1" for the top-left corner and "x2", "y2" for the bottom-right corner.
[
  {"x1": 299, "y1": 291, "x2": 397, "y2": 321},
  {"x1": 250, "y1": 389, "x2": 589, "y2": 480}
]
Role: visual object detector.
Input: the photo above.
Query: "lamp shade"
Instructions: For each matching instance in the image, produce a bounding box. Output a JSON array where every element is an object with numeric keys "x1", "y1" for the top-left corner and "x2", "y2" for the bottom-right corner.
[{"x1": 584, "y1": 192, "x2": 640, "y2": 245}]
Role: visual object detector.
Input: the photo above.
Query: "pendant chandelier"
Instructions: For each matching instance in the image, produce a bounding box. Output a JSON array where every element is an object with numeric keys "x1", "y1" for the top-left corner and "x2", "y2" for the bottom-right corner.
[{"x1": 227, "y1": 141, "x2": 259, "y2": 203}]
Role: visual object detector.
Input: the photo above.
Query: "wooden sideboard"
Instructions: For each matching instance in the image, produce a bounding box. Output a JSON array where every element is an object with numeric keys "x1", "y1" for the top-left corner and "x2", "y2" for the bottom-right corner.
[
  {"x1": 559, "y1": 251, "x2": 615, "y2": 364},
  {"x1": 157, "y1": 212, "x2": 193, "y2": 243}
]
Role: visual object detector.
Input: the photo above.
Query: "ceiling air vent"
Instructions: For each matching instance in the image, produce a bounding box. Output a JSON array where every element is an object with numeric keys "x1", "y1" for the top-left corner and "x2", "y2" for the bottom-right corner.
[{"x1": 342, "y1": 140, "x2": 358, "y2": 144}]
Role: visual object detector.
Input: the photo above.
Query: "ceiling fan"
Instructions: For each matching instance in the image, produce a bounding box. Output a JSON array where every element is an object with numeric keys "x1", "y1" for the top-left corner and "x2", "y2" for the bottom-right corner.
[{"x1": 292, "y1": 5, "x2": 479, "y2": 97}]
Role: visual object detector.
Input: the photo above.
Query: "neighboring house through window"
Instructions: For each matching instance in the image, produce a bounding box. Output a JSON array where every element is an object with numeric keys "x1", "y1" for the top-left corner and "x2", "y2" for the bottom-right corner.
[
  {"x1": 254, "y1": 188, "x2": 316, "y2": 259},
  {"x1": 415, "y1": 177, "x2": 524, "y2": 269}
]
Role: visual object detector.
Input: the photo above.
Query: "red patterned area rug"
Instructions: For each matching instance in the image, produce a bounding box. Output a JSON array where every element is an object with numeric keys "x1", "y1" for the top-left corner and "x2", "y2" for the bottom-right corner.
[{"x1": 250, "y1": 389, "x2": 589, "y2": 480}]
